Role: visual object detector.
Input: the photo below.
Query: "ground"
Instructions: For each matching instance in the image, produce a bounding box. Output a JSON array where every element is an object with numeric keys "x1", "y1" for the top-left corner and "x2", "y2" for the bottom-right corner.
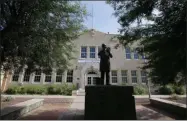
[
  {"x1": 18, "y1": 98, "x2": 74, "y2": 120},
  {"x1": 18, "y1": 103, "x2": 71, "y2": 120},
  {"x1": 1, "y1": 95, "x2": 185, "y2": 120},
  {"x1": 1, "y1": 97, "x2": 32, "y2": 109}
]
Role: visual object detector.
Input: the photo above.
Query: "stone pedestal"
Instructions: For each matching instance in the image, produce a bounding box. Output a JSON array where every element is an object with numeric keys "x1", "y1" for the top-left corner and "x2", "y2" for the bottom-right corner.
[{"x1": 84, "y1": 85, "x2": 137, "y2": 120}]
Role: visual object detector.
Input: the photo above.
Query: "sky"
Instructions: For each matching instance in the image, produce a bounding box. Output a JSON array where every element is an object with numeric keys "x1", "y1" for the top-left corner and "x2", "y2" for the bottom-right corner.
[{"x1": 81, "y1": 1, "x2": 121, "y2": 34}]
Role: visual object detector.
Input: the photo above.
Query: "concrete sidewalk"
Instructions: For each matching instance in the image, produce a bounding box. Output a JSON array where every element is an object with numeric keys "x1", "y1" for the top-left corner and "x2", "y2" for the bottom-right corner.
[
  {"x1": 1, "y1": 94, "x2": 76, "y2": 99},
  {"x1": 2, "y1": 94, "x2": 186, "y2": 99}
]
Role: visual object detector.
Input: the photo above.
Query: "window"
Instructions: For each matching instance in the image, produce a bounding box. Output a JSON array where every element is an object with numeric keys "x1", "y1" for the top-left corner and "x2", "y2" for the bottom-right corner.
[
  {"x1": 23, "y1": 69, "x2": 31, "y2": 82},
  {"x1": 131, "y1": 70, "x2": 137, "y2": 83},
  {"x1": 12, "y1": 69, "x2": 19, "y2": 82},
  {"x1": 87, "y1": 77, "x2": 91, "y2": 85},
  {"x1": 34, "y1": 70, "x2": 41, "y2": 82},
  {"x1": 133, "y1": 49, "x2": 139, "y2": 59},
  {"x1": 45, "y1": 70, "x2": 52, "y2": 82},
  {"x1": 56, "y1": 69, "x2": 63, "y2": 82},
  {"x1": 90, "y1": 47, "x2": 96, "y2": 58},
  {"x1": 121, "y1": 70, "x2": 128, "y2": 83},
  {"x1": 125, "y1": 47, "x2": 131, "y2": 59},
  {"x1": 141, "y1": 70, "x2": 147, "y2": 83},
  {"x1": 111, "y1": 70, "x2": 117, "y2": 83},
  {"x1": 81, "y1": 46, "x2": 87, "y2": 58},
  {"x1": 67, "y1": 70, "x2": 73, "y2": 83}
]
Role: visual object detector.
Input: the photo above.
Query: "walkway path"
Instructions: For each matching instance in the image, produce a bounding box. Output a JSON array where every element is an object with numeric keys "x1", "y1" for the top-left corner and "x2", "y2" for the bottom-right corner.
[{"x1": 58, "y1": 96, "x2": 175, "y2": 120}]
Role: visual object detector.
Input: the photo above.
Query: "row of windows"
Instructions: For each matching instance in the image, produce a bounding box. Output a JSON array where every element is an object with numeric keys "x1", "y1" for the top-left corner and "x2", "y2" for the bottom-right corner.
[
  {"x1": 111, "y1": 70, "x2": 147, "y2": 84},
  {"x1": 12, "y1": 70, "x2": 73, "y2": 83},
  {"x1": 81, "y1": 46, "x2": 96, "y2": 58},
  {"x1": 125, "y1": 48, "x2": 145, "y2": 59},
  {"x1": 81, "y1": 46, "x2": 145, "y2": 59}
]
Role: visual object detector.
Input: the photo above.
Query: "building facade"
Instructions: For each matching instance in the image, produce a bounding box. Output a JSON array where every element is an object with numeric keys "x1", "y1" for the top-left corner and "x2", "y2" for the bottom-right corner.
[{"x1": 9, "y1": 29, "x2": 147, "y2": 89}]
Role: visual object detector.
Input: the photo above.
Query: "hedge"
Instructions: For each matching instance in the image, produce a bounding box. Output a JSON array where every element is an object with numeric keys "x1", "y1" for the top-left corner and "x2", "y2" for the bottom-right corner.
[
  {"x1": 133, "y1": 85, "x2": 148, "y2": 95},
  {"x1": 121, "y1": 83, "x2": 148, "y2": 95},
  {"x1": 158, "y1": 84, "x2": 186, "y2": 95},
  {"x1": 5, "y1": 84, "x2": 76, "y2": 95}
]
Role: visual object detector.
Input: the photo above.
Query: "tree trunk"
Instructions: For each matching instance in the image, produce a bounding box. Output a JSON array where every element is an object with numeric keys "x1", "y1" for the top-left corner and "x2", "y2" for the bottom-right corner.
[{"x1": 1, "y1": 70, "x2": 12, "y2": 93}]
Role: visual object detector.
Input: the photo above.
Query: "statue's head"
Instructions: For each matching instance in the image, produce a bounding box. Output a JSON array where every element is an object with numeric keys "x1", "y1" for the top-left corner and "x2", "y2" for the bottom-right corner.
[{"x1": 101, "y1": 44, "x2": 106, "y2": 50}]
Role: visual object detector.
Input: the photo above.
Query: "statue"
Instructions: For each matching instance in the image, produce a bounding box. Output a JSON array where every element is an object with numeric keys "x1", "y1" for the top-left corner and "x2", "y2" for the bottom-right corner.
[{"x1": 98, "y1": 44, "x2": 113, "y2": 85}]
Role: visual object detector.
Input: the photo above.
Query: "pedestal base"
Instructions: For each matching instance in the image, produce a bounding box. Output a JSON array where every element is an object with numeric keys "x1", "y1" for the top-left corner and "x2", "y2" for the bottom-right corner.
[{"x1": 84, "y1": 85, "x2": 137, "y2": 120}]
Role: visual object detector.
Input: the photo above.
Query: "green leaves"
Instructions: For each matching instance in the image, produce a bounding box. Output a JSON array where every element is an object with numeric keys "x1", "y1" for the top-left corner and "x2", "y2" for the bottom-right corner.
[
  {"x1": 1, "y1": 0, "x2": 87, "y2": 73},
  {"x1": 108, "y1": 0, "x2": 186, "y2": 85}
]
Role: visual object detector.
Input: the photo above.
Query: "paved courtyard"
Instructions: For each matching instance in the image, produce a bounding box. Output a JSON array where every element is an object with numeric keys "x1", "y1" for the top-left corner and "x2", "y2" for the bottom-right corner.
[
  {"x1": 2, "y1": 95, "x2": 182, "y2": 120},
  {"x1": 58, "y1": 96, "x2": 175, "y2": 120}
]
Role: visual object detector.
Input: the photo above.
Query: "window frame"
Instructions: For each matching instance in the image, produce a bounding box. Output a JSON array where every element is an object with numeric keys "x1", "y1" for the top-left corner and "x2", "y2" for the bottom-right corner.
[
  {"x1": 81, "y1": 46, "x2": 87, "y2": 58},
  {"x1": 111, "y1": 70, "x2": 118, "y2": 84},
  {"x1": 34, "y1": 70, "x2": 41, "y2": 83},
  {"x1": 45, "y1": 70, "x2": 52, "y2": 83},
  {"x1": 133, "y1": 49, "x2": 139, "y2": 60},
  {"x1": 125, "y1": 47, "x2": 131, "y2": 59},
  {"x1": 89, "y1": 46, "x2": 96, "y2": 58},
  {"x1": 66, "y1": 70, "x2": 73, "y2": 83},
  {"x1": 131, "y1": 70, "x2": 138, "y2": 83},
  {"x1": 56, "y1": 69, "x2": 63, "y2": 83},
  {"x1": 121, "y1": 70, "x2": 128, "y2": 83},
  {"x1": 23, "y1": 69, "x2": 31, "y2": 82}
]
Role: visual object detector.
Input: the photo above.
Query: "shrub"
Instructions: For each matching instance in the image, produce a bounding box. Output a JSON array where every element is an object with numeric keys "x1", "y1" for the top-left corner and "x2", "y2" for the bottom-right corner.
[
  {"x1": 173, "y1": 85, "x2": 185, "y2": 95},
  {"x1": 169, "y1": 94, "x2": 180, "y2": 100},
  {"x1": 5, "y1": 85, "x2": 20, "y2": 94},
  {"x1": 158, "y1": 84, "x2": 185, "y2": 95},
  {"x1": 5, "y1": 84, "x2": 78, "y2": 95},
  {"x1": 45, "y1": 84, "x2": 76, "y2": 95},
  {"x1": 19, "y1": 86, "x2": 27, "y2": 94},
  {"x1": 133, "y1": 85, "x2": 148, "y2": 95},
  {"x1": 47, "y1": 85, "x2": 59, "y2": 94},
  {"x1": 158, "y1": 84, "x2": 175, "y2": 95}
]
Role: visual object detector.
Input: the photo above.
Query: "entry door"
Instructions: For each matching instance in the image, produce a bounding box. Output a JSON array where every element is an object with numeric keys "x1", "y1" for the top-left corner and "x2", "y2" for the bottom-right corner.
[{"x1": 87, "y1": 76, "x2": 97, "y2": 85}]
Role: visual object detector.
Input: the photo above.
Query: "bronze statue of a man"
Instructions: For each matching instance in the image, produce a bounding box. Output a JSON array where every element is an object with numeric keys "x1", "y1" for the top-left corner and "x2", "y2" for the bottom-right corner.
[{"x1": 98, "y1": 44, "x2": 113, "y2": 85}]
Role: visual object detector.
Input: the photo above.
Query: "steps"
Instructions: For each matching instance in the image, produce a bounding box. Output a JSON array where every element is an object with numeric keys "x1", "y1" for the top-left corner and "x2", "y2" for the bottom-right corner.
[{"x1": 72, "y1": 88, "x2": 85, "y2": 96}]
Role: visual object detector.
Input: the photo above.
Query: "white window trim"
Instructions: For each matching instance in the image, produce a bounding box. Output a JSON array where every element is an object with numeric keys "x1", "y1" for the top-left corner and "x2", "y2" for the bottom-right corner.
[
  {"x1": 23, "y1": 70, "x2": 31, "y2": 83},
  {"x1": 121, "y1": 70, "x2": 128, "y2": 84},
  {"x1": 44, "y1": 71, "x2": 52, "y2": 83},
  {"x1": 33, "y1": 70, "x2": 42, "y2": 83},
  {"x1": 80, "y1": 46, "x2": 87, "y2": 59},
  {"x1": 125, "y1": 47, "x2": 132, "y2": 60},
  {"x1": 89, "y1": 46, "x2": 96, "y2": 59},
  {"x1": 66, "y1": 70, "x2": 73, "y2": 83},
  {"x1": 131, "y1": 70, "x2": 138, "y2": 84},
  {"x1": 111, "y1": 70, "x2": 118, "y2": 84},
  {"x1": 56, "y1": 70, "x2": 63, "y2": 83},
  {"x1": 133, "y1": 49, "x2": 139, "y2": 60}
]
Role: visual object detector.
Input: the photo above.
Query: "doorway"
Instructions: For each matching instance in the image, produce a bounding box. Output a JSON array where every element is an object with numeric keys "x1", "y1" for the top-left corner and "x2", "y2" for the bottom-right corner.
[{"x1": 86, "y1": 71, "x2": 99, "y2": 85}]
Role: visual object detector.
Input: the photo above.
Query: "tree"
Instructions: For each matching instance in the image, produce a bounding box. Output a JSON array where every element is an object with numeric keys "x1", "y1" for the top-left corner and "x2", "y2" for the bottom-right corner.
[
  {"x1": 0, "y1": 0, "x2": 87, "y2": 91},
  {"x1": 107, "y1": 0, "x2": 186, "y2": 85}
]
